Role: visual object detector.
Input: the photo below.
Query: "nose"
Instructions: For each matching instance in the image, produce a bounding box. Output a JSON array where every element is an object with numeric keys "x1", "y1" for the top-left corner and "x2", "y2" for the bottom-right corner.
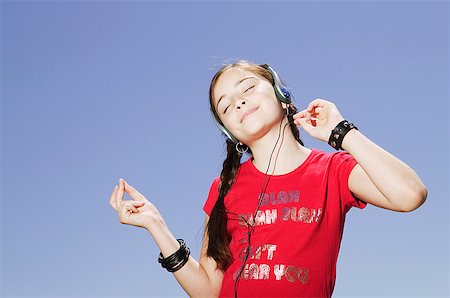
[{"x1": 236, "y1": 99, "x2": 246, "y2": 110}]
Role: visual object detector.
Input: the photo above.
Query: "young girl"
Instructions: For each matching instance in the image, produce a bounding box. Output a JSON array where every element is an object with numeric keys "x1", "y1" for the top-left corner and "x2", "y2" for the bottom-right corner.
[{"x1": 109, "y1": 60, "x2": 427, "y2": 297}]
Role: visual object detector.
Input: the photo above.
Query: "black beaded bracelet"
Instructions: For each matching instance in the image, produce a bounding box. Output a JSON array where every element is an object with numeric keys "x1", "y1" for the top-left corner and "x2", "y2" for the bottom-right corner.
[
  {"x1": 159, "y1": 239, "x2": 186, "y2": 265},
  {"x1": 158, "y1": 239, "x2": 190, "y2": 273},
  {"x1": 328, "y1": 120, "x2": 358, "y2": 151}
]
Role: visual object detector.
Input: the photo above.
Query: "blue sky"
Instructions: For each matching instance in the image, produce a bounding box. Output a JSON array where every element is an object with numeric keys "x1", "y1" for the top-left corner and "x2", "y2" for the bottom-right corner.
[{"x1": 1, "y1": 1, "x2": 449, "y2": 297}]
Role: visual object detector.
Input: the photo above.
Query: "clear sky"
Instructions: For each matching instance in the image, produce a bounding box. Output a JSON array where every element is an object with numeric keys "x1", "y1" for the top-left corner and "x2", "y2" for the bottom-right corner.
[{"x1": 1, "y1": 1, "x2": 449, "y2": 297}]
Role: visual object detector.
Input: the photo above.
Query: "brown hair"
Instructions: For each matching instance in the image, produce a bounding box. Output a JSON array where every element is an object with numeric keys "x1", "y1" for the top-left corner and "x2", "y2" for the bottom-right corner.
[{"x1": 206, "y1": 60, "x2": 304, "y2": 271}]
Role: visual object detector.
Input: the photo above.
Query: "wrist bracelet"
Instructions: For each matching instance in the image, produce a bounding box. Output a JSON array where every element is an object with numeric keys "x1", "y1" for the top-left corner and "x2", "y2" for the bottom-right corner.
[
  {"x1": 328, "y1": 120, "x2": 358, "y2": 151},
  {"x1": 158, "y1": 239, "x2": 190, "y2": 273}
]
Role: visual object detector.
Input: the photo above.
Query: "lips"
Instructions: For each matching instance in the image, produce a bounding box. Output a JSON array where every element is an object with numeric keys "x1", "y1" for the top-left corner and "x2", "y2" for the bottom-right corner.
[{"x1": 241, "y1": 107, "x2": 259, "y2": 123}]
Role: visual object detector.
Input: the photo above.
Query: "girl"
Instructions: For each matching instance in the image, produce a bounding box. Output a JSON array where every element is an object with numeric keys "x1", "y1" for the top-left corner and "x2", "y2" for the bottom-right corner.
[{"x1": 109, "y1": 60, "x2": 427, "y2": 297}]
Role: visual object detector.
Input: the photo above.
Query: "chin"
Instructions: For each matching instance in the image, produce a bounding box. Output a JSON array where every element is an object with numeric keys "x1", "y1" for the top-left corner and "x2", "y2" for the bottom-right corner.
[{"x1": 238, "y1": 123, "x2": 269, "y2": 143}]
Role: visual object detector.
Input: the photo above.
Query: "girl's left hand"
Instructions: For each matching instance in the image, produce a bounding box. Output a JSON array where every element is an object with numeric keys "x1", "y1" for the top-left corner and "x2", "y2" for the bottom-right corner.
[{"x1": 292, "y1": 98, "x2": 345, "y2": 142}]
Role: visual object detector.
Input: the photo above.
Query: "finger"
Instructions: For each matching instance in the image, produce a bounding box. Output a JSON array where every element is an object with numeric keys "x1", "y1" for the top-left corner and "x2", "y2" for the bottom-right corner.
[
  {"x1": 109, "y1": 185, "x2": 119, "y2": 210},
  {"x1": 295, "y1": 117, "x2": 315, "y2": 134},
  {"x1": 296, "y1": 110, "x2": 316, "y2": 124},
  {"x1": 122, "y1": 206, "x2": 135, "y2": 218},
  {"x1": 292, "y1": 109, "x2": 307, "y2": 119},
  {"x1": 123, "y1": 201, "x2": 143, "y2": 214},
  {"x1": 115, "y1": 178, "x2": 125, "y2": 211},
  {"x1": 123, "y1": 180, "x2": 146, "y2": 202},
  {"x1": 307, "y1": 99, "x2": 326, "y2": 112},
  {"x1": 311, "y1": 106, "x2": 322, "y2": 115},
  {"x1": 124, "y1": 204, "x2": 138, "y2": 214}
]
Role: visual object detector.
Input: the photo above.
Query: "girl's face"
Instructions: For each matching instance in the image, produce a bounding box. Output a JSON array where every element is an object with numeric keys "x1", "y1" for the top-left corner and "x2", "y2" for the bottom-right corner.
[{"x1": 212, "y1": 67, "x2": 285, "y2": 144}]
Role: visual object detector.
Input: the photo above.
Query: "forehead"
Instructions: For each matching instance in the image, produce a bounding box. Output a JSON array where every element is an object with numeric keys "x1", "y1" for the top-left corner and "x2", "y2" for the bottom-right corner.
[{"x1": 213, "y1": 68, "x2": 258, "y2": 104}]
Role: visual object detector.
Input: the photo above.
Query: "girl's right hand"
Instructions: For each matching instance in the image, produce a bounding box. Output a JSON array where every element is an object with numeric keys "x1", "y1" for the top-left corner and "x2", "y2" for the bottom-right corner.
[{"x1": 109, "y1": 178, "x2": 163, "y2": 231}]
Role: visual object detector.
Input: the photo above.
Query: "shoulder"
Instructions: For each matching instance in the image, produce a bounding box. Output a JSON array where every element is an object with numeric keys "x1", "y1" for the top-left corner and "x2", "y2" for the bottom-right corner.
[
  {"x1": 310, "y1": 148, "x2": 354, "y2": 164},
  {"x1": 202, "y1": 176, "x2": 221, "y2": 216},
  {"x1": 210, "y1": 176, "x2": 221, "y2": 190},
  {"x1": 207, "y1": 176, "x2": 221, "y2": 197},
  {"x1": 305, "y1": 148, "x2": 357, "y2": 177}
]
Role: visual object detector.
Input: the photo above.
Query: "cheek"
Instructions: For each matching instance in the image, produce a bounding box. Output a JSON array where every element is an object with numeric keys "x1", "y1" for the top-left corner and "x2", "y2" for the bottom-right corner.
[
  {"x1": 258, "y1": 90, "x2": 282, "y2": 112},
  {"x1": 223, "y1": 113, "x2": 241, "y2": 129},
  {"x1": 257, "y1": 86, "x2": 279, "y2": 105},
  {"x1": 218, "y1": 113, "x2": 235, "y2": 131}
]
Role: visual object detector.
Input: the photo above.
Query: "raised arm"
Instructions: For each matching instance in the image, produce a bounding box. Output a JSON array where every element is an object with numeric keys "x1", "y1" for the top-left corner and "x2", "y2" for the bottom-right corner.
[
  {"x1": 341, "y1": 129, "x2": 427, "y2": 212},
  {"x1": 109, "y1": 179, "x2": 224, "y2": 297},
  {"x1": 293, "y1": 98, "x2": 428, "y2": 212}
]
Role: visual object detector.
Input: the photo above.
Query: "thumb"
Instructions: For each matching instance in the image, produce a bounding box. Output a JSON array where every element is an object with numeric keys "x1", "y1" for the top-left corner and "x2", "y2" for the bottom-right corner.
[{"x1": 123, "y1": 180, "x2": 147, "y2": 202}]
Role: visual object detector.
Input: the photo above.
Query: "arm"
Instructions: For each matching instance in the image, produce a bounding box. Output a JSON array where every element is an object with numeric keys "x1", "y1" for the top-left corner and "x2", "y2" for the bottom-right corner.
[
  {"x1": 293, "y1": 99, "x2": 428, "y2": 212},
  {"x1": 148, "y1": 215, "x2": 224, "y2": 297},
  {"x1": 342, "y1": 129, "x2": 427, "y2": 212},
  {"x1": 110, "y1": 179, "x2": 224, "y2": 297}
]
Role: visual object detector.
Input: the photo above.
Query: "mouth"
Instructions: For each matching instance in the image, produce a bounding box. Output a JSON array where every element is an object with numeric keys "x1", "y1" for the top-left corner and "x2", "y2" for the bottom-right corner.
[{"x1": 241, "y1": 107, "x2": 259, "y2": 123}]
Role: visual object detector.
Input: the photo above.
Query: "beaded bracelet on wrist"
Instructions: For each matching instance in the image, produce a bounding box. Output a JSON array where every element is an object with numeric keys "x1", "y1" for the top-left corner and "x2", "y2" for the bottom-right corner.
[{"x1": 158, "y1": 239, "x2": 190, "y2": 273}]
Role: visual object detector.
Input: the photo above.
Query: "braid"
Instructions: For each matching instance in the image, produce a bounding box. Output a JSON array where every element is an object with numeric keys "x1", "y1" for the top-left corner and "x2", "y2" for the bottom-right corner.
[
  {"x1": 287, "y1": 104, "x2": 304, "y2": 146},
  {"x1": 206, "y1": 139, "x2": 242, "y2": 271}
]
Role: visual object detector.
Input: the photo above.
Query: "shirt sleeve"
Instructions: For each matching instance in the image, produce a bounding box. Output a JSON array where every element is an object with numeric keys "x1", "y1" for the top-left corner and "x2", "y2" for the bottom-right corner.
[
  {"x1": 332, "y1": 151, "x2": 367, "y2": 212},
  {"x1": 202, "y1": 176, "x2": 221, "y2": 216}
]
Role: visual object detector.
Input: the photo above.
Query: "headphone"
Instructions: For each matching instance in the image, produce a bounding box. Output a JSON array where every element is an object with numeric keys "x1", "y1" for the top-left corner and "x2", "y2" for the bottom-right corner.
[{"x1": 212, "y1": 64, "x2": 294, "y2": 144}]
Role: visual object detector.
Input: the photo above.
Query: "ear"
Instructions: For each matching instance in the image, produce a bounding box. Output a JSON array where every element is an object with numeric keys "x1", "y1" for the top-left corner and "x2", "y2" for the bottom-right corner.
[{"x1": 281, "y1": 102, "x2": 291, "y2": 111}]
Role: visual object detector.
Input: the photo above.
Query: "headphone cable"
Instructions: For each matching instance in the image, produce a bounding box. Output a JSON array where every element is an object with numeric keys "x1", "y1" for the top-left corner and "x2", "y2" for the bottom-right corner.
[{"x1": 233, "y1": 112, "x2": 292, "y2": 297}]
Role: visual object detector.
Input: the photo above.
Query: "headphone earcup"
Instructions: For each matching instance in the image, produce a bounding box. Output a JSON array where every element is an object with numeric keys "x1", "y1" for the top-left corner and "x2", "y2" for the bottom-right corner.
[
  {"x1": 260, "y1": 64, "x2": 293, "y2": 104},
  {"x1": 274, "y1": 87, "x2": 292, "y2": 104}
]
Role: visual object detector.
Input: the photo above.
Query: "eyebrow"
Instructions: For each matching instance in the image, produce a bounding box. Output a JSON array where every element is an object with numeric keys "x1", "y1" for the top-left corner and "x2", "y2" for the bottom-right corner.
[{"x1": 216, "y1": 76, "x2": 256, "y2": 111}]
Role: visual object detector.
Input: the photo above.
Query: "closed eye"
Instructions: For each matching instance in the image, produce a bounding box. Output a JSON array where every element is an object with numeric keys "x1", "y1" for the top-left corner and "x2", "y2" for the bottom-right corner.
[{"x1": 244, "y1": 85, "x2": 255, "y2": 92}]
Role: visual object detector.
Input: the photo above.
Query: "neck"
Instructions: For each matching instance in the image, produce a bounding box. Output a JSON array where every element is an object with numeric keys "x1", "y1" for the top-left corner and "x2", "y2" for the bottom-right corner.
[{"x1": 247, "y1": 117, "x2": 311, "y2": 175}]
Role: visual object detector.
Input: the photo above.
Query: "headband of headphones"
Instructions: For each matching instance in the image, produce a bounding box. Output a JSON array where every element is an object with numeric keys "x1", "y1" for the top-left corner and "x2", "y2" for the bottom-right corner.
[{"x1": 212, "y1": 64, "x2": 294, "y2": 144}]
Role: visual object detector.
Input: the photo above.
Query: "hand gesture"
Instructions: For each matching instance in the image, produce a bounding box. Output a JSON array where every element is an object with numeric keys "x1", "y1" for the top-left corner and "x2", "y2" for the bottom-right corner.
[
  {"x1": 109, "y1": 178, "x2": 163, "y2": 231},
  {"x1": 292, "y1": 98, "x2": 345, "y2": 142}
]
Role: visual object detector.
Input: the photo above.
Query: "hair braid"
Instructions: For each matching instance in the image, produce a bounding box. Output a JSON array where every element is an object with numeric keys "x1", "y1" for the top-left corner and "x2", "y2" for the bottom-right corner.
[
  {"x1": 206, "y1": 139, "x2": 242, "y2": 271},
  {"x1": 287, "y1": 104, "x2": 304, "y2": 146}
]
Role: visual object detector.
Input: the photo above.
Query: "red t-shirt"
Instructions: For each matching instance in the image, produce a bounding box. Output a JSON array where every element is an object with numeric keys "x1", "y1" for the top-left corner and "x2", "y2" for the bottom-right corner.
[{"x1": 203, "y1": 148, "x2": 367, "y2": 298}]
